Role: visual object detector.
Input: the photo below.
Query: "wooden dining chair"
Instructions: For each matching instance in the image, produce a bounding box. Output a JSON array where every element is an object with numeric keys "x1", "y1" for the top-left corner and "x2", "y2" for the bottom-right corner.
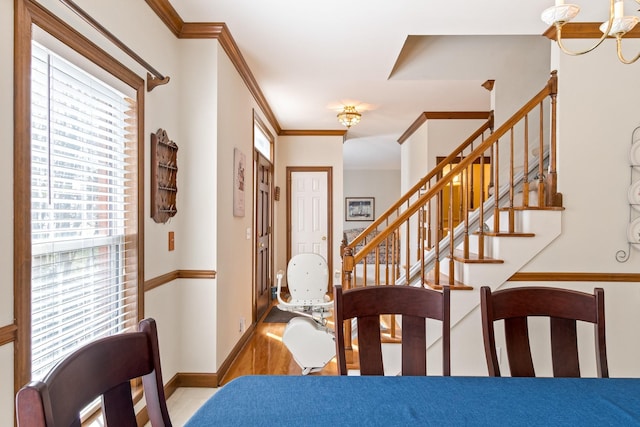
[
  {"x1": 16, "y1": 318, "x2": 172, "y2": 427},
  {"x1": 480, "y1": 286, "x2": 608, "y2": 378},
  {"x1": 333, "y1": 284, "x2": 450, "y2": 376}
]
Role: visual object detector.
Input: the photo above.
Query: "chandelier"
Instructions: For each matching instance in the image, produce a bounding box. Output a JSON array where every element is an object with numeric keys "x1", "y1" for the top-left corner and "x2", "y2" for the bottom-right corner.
[
  {"x1": 542, "y1": 0, "x2": 640, "y2": 64},
  {"x1": 337, "y1": 106, "x2": 361, "y2": 128}
]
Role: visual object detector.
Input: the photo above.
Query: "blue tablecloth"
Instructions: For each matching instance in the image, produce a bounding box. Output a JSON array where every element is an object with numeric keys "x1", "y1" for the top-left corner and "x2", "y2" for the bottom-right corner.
[{"x1": 184, "y1": 375, "x2": 640, "y2": 426}]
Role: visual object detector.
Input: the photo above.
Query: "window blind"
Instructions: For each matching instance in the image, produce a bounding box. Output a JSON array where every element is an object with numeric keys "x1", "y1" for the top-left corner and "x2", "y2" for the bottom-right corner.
[{"x1": 30, "y1": 41, "x2": 138, "y2": 380}]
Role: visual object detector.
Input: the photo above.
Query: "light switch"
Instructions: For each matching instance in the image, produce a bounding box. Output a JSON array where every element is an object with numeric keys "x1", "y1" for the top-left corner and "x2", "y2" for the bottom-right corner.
[
  {"x1": 168, "y1": 231, "x2": 175, "y2": 251},
  {"x1": 246, "y1": 227, "x2": 251, "y2": 240}
]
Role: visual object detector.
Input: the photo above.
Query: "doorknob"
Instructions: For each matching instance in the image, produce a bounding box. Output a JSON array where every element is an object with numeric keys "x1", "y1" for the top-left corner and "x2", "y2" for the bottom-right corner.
[
  {"x1": 260, "y1": 243, "x2": 265, "y2": 248},
  {"x1": 322, "y1": 236, "x2": 327, "y2": 241}
]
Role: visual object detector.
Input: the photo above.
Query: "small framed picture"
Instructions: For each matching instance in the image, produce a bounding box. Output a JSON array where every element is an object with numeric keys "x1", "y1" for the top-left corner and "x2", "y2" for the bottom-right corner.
[
  {"x1": 345, "y1": 197, "x2": 375, "y2": 221},
  {"x1": 233, "y1": 147, "x2": 246, "y2": 217}
]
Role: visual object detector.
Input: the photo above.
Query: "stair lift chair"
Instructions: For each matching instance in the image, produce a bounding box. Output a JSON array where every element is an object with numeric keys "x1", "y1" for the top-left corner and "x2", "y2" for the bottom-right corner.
[{"x1": 276, "y1": 253, "x2": 335, "y2": 375}]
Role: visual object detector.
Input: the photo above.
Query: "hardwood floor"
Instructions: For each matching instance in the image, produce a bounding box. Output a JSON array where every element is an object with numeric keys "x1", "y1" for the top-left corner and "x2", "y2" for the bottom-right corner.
[
  {"x1": 152, "y1": 306, "x2": 339, "y2": 425},
  {"x1": 219, "y1": 305, "x2": 339, "y2": 385}
]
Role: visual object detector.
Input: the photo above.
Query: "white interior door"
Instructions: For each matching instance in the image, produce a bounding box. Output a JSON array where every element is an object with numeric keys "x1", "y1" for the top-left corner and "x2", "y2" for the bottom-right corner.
[{"x1": 289, "y1": 170, "x2": 329, "y2": 260}]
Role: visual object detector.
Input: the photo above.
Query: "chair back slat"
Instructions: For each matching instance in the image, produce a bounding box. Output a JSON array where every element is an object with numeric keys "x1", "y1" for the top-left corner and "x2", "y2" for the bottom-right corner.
[
  {"x1": 504, "y1": 317, "x2": 535, "y2": 377},
  {"x1": 357, "y1": 315, "x2": 385, "y2": 375},
  {"x1": 401, "y1": 315, "x2": 427, "y2": 376},
  {"x1": 481, "y1": 286, "x2": 608, "y2": 378},
  {"x1": 102, "y1": 382, "x2": 138, "y2": 426},
  {"x1": 550, "y1": 317, "x2": 580, "y2": 377},
  {"x1": 16, "y1": 318, "x2": 172, "y2": 427},
  {"x1": 334, "y1": 284, "x2": 450, "y2": 376}
]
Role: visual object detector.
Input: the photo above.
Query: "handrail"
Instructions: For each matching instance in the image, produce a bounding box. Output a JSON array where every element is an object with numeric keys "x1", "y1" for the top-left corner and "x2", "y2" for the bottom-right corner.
[
  {"x1": 398, "y1": 149, "x2": 550, "y2": 287},
  {"x1": 346, "y1": 113, "x2": 494, "y2": 252},
  {"x1": 342, "y1": 71, "x2": 559, "y2": 289}
]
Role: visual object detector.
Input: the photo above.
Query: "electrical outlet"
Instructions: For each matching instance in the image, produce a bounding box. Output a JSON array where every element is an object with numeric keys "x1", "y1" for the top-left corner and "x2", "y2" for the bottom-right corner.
[{"x1": 239, "y1": 317, "x2": 246, "y2": 333}]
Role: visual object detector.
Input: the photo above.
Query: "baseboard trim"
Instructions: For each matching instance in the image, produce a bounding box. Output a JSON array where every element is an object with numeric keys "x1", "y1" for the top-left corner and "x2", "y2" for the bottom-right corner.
[
  {"x1": 135, "y1": 372, "x2": 217, "y2": 425},
  {"x1": 135, "y1": 324, "x2": 256, "y2": 425},
  {"x1": 174, "y1": 372, "x2": 219, "y2": 388},
  {"x1": 216, "y1": 323, "x2": 256, "y2": 385}
]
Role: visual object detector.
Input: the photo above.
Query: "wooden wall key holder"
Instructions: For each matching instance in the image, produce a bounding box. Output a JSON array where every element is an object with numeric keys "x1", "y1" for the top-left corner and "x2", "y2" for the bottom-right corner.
[{"x1": 151, "y1": 128, "x2": 178, "y2": 223}]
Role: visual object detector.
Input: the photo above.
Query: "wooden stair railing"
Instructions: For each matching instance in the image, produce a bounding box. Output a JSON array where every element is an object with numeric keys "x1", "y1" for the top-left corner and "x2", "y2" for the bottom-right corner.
[
  {"x1": 342, "y1": 71, "x2": 561, "y2": 295},
  {"x1": 340, "y1": 112, "x2": 495, "y2": 288}
]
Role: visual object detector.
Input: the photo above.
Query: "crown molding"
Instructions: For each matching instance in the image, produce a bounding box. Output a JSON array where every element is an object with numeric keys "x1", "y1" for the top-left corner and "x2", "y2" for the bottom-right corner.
[
  {"x1": 145, "y1": 0, "x2": 282, "y2": 134},
  {"x1": 398, "y1": 111, "x2": 493, "y2": 144},
  {"x1": 279, "y1": 130, "x2": 347, "y2": 137},
  {"x1": 543, "y1": 22, "x2": 640, "y2": 40},
  {"x1": 145, "y1": 0, "x2": 183, "y2": 36}
]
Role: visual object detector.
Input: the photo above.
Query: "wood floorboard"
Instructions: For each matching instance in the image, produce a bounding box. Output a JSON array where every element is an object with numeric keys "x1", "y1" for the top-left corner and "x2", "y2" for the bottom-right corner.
[{"x1": 220, "y1": 304, "x2": 339, "y2": 385}]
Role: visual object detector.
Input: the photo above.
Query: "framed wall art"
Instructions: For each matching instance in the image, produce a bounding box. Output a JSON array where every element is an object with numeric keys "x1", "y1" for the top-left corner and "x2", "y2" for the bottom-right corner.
[
  {"x1": 150, "y1": 128, "x2": 178, "y2": 224},
  {"x1": 233, "y1": 147, "x2": 246, "y2": 217},
  {"x1": 345, "y1": 197, "x2": 374, "y2": 221}
]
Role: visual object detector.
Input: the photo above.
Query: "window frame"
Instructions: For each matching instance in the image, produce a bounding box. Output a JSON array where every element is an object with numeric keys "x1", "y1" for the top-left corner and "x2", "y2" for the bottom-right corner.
[
  {"x1": 14, "y1": 0, "x2": 145, "y2": 393},
  {"x1": 253, "y1": 111, "x2": 273, "y2": 162}
]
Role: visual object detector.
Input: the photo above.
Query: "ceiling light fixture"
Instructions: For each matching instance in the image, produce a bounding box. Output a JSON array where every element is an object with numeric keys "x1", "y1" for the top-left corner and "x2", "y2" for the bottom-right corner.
[
  {"x1": 337, "y1": 106, "x2": 361, "y2": 128},
  {"x1": 542, "y1": 0, "x2": 640, "y2": 64}
]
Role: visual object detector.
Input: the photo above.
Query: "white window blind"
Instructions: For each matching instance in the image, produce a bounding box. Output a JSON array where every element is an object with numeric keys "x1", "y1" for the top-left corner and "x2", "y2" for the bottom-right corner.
[{"x1": 30, "y1": 41, "x2": 138, "y2": 380}]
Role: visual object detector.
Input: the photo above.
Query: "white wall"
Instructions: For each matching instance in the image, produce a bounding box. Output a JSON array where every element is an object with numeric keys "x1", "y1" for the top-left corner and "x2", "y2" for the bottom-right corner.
[
  {"x1": 275, "y1": 135, "x2": 344, "y2": 283},
  {"x1": 528, "y1": 41, "x2": 640, "y2": 273},
  {"x1": 426, "y1": 120, "x2": 488, "y2": 171},
  {"x1": 0, "y1": 0, "x2": 14, "y2": 318},
  {"x1": 148, "y1": 38, "x2": 221, "y2": 374},
  {"x1": 490, "y1": 40, "x2": 551, "y2": 130},
  {"x1": 343, "y1": 169, "x2": 401, "y2": 230},
  {"x1": 446, "y1": 41, "x2": 640, "y2": 378},
  {"x1": 400, "y1": 119, "x2": 487, "y2": 193},
  {"x1": 0, "y1": 0, "x2": 15, "y2": 419},
  {"x1": 215, "y1": 44, "x2": 270, "y2": 368},
  {"x1": 525, "y1": 40, "x2": 640, "y2": 375},
  {"x1": 401, "y1": 124, "x2": 429, "y2": 194}
]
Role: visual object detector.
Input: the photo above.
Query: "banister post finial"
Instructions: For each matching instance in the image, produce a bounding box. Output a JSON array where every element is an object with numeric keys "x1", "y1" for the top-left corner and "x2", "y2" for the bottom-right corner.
[
  {"x1": 342, "y1": 246, "x2": 354, "y2": 290},
  {"x1": 549, "y1": 70, "x2": 558, "y2": 97}
]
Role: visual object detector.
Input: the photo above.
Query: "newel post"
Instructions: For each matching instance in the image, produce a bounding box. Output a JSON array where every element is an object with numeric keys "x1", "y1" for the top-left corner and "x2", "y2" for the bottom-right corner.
[
  {"x1": 341, "y1": 245, "x2": 354, "y2": 291},
  {"x1": 546, "y1": 70, "x2": 563, "y2": 207},
  {"x1": 340, "y1": 244, "x2": 354, "y2": 351}
]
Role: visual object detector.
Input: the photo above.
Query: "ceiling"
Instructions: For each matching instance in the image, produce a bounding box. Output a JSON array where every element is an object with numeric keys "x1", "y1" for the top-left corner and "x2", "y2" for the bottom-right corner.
[{"x1": 165, "y1": 1, "x2": 584, "y2": 170}]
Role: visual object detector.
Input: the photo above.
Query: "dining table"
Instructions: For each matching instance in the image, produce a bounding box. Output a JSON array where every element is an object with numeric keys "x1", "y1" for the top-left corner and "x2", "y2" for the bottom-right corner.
[{"x1": 184, "y1": 374, "x2": 640, "y2": 426}]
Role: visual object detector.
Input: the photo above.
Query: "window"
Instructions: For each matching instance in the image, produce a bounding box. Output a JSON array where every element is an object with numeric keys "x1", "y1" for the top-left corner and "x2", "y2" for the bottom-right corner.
[
  {"x1": 29, "y1": 41, "x2": 139, "y2": 380},
  {"x1": 254, "y1": 113, "x2": 273, "y2": 161}
]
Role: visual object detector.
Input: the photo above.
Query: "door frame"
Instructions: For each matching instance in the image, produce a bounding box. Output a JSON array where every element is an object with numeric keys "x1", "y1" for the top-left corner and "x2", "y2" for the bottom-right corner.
[
  {"x1": 253, "y1": 113, "x2": 275, "y2": 322},
  {"x1": 286, "y1": 166, "x2": 333, "y2": 288},
  {"x1": 254, "y1": 151, "x2": 273, "y2": 321}
]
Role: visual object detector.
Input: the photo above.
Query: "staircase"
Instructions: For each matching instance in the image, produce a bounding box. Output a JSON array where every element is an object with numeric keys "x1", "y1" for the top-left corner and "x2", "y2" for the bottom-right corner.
[
  {"x1": 445, "y1": 207, "x2": 562, "y2": 334},
  {"x1": 341, "y1": 71, "x2": 563, "y2": 349}
]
